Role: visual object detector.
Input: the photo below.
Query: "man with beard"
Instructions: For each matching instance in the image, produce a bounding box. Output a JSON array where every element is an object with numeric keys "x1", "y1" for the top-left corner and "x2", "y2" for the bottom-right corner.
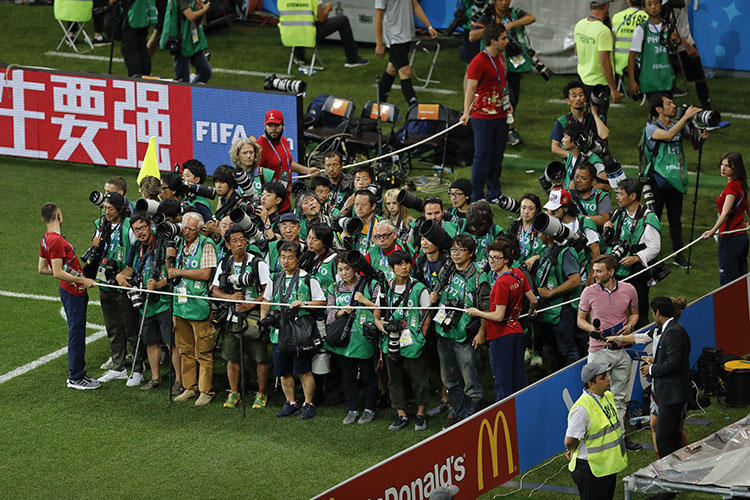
[
  {"x1": 322, "y1": 151, "x2": 353, "y2": 212},
  {"x1": 550, "y1": 80, "x2": 609, "y2": 160},
  {"x1": 257, "y1": 110, "x2": 319, "y2": 211},
  {"x1": 367, "y1": 220, "x2": 412, "y2": 281}
]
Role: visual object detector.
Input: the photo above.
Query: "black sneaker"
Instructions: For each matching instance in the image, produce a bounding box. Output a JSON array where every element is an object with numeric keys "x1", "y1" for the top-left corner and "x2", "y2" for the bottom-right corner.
[
  {"x1": 300, "y1": 402, "x2": 316, "y2": 419},
  {"x1": 93, "y1": 35, "x2": 111, "y2": 47},
  {"x1": 414, "y1": 415, "x2": 427, "y2": 431},
  {"x1": 277, "y1": 401, "x2": 299, "y2": 417},
  {"x1": 344, "y1": 57, "x2": 370, "y2": 68},
  {"x1": 625, "y1": 437, "x2": 643, "y2": 451},
  {"x1": 673, "y1": 255, "x2": 692, "y2": 269},
  {"x1": 388, "y1": 415, "x2": 409, "y2": 431},
  {"x1": 426, "y1": 400, "x2": 450, "y2": 417},
  {"x1": 507, "y1": 129, "x2": 523, "y2": 146}
]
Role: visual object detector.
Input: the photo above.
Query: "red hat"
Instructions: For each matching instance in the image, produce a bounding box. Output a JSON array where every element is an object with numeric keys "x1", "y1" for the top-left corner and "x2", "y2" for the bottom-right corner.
[
  {"x1": 543, "y1": 188, "x2": 572, "y2": 210},
  {"x1": 265, "y1": 109, "x2": 284, "y2": 125}
]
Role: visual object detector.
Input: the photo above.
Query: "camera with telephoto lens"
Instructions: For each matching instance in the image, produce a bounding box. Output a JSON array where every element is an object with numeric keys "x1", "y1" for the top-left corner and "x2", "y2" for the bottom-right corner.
[
  {"x1": 527, "y1": 47, "x2": 552, "y2": 81},
  {"x1": 89, "y1": 191, "x2": 105, "y2": 208},
  {"x1": 384, "y1": 321, "x2": 402, "y2": 361},
  {"x1": 639, "y1": 177, "x2": 657, "y2": 212},
  {"x1": 291, "y1": 180, "x2": 309, "y2": 200},
  {"x1": 258, "y1": 309, "x2": 281, "y2": 335},
  {"x1": 601, "y1": 225, "x2": 615, "y2": 246},
  {"x1": 264, "y1": 74, "x2": 306, "y2": 95},
  {"x1": 489, "y1": 195, "x2": 520, "y2": 214},
  {"x1": 533, "y1": 212, "x2": 586, "y2": 250},
  {"x1": 362, "y1": 321, "x2": 380, "y2": 343},
  {"x1": 332, "y1": 215, "x2": 364, "y2": 235},
  {"x1": 183, "y1": 181, "x2": 217, "y2": 200},
  {"x1": 446, "y1": 7, "x2": 468, "y2": 34},
  {"x1": 590, "y1": 85, "x2": 610, "y2": 107},
  {"x1": 229, "y1": 207, "x2": 266, "y2": 245},
  {"x1": 609, "y1": 240, "x2": 631, "y2": 260},
  {"x1": 127, "y1": 280, "x2": 147, "y2": 308},
  {"x1": 397, "y1": 189, "x2": 424, "y2": 212},
  {"x1": 164, "y1": 37, "x2": 181, "y2": 56},
  {"x1": 538, "y1": 161, "x2": 565, "y2": 193},
  {"x1": 135, "y1": 198, "x2": 160, "y2": 216},
  {"x1": 568, "y1": 122, "x2": 627, "y2": 189},
  {"x1": 675, "y1": 104, "x2": 721, "y2": 131},
  {"x1": 80, "y1": 245, "x2": 99, "y2": 268},
  {"x1": 438, "y1": 299, "x2": 462, "y2": 329},
  {"x1": 233, "y1": 168, "x2": 254, "y2": 194},
  {"x1": 228, "y1": 272, "x2": 255, "y2": 290}
]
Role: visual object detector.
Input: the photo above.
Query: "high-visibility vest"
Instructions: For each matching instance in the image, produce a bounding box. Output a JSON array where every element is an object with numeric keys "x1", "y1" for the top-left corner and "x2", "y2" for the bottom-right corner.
[
  {"x1": 54, "y1": 0, "x2": 92, "y2": 22},
  {"x1": 568, "y1": 390, "x2": 628, "y2": 477},
  {"x1": 611, "y1": 7, "x2": 649, "y2": 75},
  {"x1": 278, "y1": 0, "x2": 317, "y2": 48}
]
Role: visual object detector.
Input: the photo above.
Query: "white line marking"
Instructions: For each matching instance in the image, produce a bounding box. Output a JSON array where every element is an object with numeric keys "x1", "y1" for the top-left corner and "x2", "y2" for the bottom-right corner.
[
  {"x1": 45, "y1": 51, "x2": 293, "y2": 77},
  {"x1": 0, "y1": 290, "x2": 107, "y2": 384},
  {"x1": 0, "y1": 330, "x2": 106, "y2": 384},
  {"x1": 386, "y1": 84, "x2": 457, "y2": 95},
  {"x1": 0, "y1": 289, "x2": 101, "y2": 306}
]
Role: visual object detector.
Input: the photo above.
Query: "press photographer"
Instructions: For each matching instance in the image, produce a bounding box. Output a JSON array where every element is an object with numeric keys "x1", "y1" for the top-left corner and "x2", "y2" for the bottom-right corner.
[
  {"x1": 429, "y1": 234, "x2": 490, "y2": 422},
  {"x1": 626, "y1": 0, "x2": 676, "y2": 101},
  {"x1": 602, "y1": 178, "x2": 662, "y2": 328},
  {"x1": 211, "y1": 224, "x2": 271, "y2": 410},
  {"x1": 641, "y1": 94, "x2": 710, "y2": 268},
  {"x1": 116, "y1": 212, "x2": 174, "y2": 390},
  {"x1": 165, "y1": 212, "x2": 217, "y2": 405},
  {"x1": 367, "y1": 220, "x2": 412, "y2": 282},
  {"x1": 464, "y1": 200, "x2": 504, "y2": 270},
  {"x1": 180, "y1": 160, "x2": 214, "y2": 222},
  {"x1": 260, "y1": 241, "x2": 326, "y2": 419},
  {"x1": 89, "y1": 192, "x2": 144, "y2": 386},
  {"x1": 160, "y1": 0, "x2": 212, "y2": 84},
  {"x1": 570, "y1": 162, "x2": 612, "y2": 229},
  {"x1": 374, "y1": 250, "x2": 431, "y2": 431},
  {"x1": 550, "y1": 80, "x2": 610, "y2": 164}
]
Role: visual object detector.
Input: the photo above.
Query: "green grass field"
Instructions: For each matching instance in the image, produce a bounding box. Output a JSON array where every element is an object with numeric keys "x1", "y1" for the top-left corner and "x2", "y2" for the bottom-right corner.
[{"x1": 1, "y1": 4, "x2": 749, "y2": 499}]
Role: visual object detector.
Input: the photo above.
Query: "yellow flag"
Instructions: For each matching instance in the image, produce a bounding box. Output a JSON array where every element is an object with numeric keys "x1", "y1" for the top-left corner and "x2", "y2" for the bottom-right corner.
[{"x1": 137, "y1": 137, "x2": 161, "y2": 184}]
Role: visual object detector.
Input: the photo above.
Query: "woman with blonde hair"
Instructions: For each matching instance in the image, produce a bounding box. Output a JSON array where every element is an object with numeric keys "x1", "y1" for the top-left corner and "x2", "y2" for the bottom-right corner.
[
  {"x1": 383, "y1": 188, "x2": 414, "y2": 243},
  {"x1": 228, "y1": 137, "x2": 271, "y2": 200}
]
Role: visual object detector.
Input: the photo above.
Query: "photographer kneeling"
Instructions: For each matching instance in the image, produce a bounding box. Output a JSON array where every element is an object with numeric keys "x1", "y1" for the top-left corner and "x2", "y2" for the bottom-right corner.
[
  {"x1": 260, "y1": 241, "x2": 326, "y2": 419},
  {"x1": 212, "y1": 225, "x2": 271, "y2": 410}
]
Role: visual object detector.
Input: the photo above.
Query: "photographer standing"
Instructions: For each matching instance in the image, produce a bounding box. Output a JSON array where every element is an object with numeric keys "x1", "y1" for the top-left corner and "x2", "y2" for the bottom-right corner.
[
  {"x1": 181, "y1": 160, "x2": 213, "y2": 222},
  {"x1": 92, "y1": 192, "x2": 144, "y2": 386},
  {"x1": 166, "y1": 212, "x2": 217, "y2": 406},
  {"x1": 603, "y1": 179, "x2": 661, "y2": 327},
  {"x1": 160, "y1": 0, "x2": 212, "y2": 83},
  {"x1": 626, "y1": 0, "x2": 676, "y2": 100},
  {"x1": 550, "y1": 81, "x2": 609, "y2": 163},
  {"x1": 702, "y1": 152, "x2": 750, "y2": 285},
  {"x1": 430, "y1": 234, "x2": 490, "y2": 422},
  {"x1": 367, "y1": 220, "x2": 412, "y2": 282},
  {"x1": 469, "y1": 0, "x2": 536, "y2": 146},
  {"x1": 260, "y1": 241, "x2": 326, "y2": 419},
  {"x1": 116, "y1": 213, "x2": 174, "y2": 390},
  {"x1": 114, "y1": 0, "x2": 157, "y2": 76},
  {"x1": 574, "y1": 0, "x2": 622, "y2": 120},
  {"x1": 460, "y1": 23, "x2": 510, "y2": 202},
  {"x1": 642, "y1": 94, "x2": 706, "y2": 268},
  {"x1": 38, "y1": 203, "x2": 100, "y2": 390},
  {"x1": 212, "y1": 225, "x2": 271, "y2": 410},
  {"x1": 376, "y1": 250, "x2": 431, "y2": 431}
]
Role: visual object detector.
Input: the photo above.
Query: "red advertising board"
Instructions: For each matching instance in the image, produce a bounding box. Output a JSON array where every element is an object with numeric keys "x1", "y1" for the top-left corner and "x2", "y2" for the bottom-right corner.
[
  {"x1": 0, "y1": 66, "x2": 193, "y2": 169},
  {"x1": 313, "y1": 400, "x2": 519, "y2": 500}
]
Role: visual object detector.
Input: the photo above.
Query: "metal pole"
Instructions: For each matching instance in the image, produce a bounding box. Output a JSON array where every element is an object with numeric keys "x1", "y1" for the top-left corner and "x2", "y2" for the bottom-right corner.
[{"x1": 686, "y1": 141, "x2": 703, "y2": 273}]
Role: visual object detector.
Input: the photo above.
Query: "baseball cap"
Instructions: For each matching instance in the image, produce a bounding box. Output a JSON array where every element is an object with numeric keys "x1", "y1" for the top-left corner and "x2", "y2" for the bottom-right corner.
[
  {"x1": 581, "y1": 363, "x2": 608, "y2": 384},
  {"x1": 543, "y1": 188, "x2": 572, "y2": 210},
  {"x1": 590, "y1": 0, "x2": 612, "y2": 6},
  {"x1": 279, "y1": 212, "x2": 299, "y2": 224},
  {"x1": 449, "y1": 178, "x2": 472, "y2": 197},
  {"x1": 265, "y1": 109, "x2": 284, "y2": 125},
  {"x1": 103, "y1": 191, "x2": 125, "y2": 209}
]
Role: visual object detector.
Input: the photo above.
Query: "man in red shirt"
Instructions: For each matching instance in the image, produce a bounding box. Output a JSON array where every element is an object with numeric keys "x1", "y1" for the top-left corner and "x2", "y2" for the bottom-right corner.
[
  {"x1": 460, "y1": 23, "x2": 510, "y2": 203},
  {"x1": 256, "y1": 110, "x2": 319, "y2": 212},
  {"x1": 467, "y1": 240, "x2": 536, "y2": 401},
  {"x1": 38, "y1": 203, "x2": 100, "y2": 390}
]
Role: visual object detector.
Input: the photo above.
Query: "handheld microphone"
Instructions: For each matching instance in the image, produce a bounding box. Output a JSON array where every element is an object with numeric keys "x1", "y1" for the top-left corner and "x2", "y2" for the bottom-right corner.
[{"x1": 590, "y1": 318, "x2": 603, "y2": 340}]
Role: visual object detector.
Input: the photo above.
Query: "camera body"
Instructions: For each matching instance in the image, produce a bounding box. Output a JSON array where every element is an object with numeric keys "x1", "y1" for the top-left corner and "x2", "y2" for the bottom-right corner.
[
  {"x1": 384, "y1": 320, "x2": 402, "y2": 360},
  {"x1": 362, "y1": 321, "x2": 380, "y2": 343},
  {"x1": 258, "y1": 309, "x2": 282, "y2": 335},
  {"x1": 165, "y1": 37, "x2": 181, "y2": 56}
]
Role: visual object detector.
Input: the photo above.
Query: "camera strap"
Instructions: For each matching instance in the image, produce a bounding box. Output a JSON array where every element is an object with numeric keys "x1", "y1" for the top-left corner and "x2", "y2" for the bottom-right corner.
[{"x1": 387, "y1": 278, "x2": 412, "y2": 322}]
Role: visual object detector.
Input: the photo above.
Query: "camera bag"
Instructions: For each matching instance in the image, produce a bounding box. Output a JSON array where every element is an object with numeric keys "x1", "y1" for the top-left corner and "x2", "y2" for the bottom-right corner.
[{"x1": 277, "y1": 271, "x2": 319, "y2": 356}]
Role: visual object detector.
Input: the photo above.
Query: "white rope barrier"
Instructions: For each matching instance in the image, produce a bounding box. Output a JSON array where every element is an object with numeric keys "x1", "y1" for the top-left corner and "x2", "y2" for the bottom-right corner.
[{"x1": 295, "y1": 121, "x2": 464, "y2": 179}]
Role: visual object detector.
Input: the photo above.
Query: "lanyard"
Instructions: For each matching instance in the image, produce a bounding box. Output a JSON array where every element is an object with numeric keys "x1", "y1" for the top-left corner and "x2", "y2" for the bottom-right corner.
[
  {"x1": 267, "y1": 137, "x2": 293, "y2": 183},
  {"x1": 135, "y1": 242, "x2": 154, "y2": 277},
  {"x1": 519, "y1": 223, "x2": 533, "y2": 255},
  {"x1": 278, "y1": 270, "x2": 301, "y2": 303},
  {"x1": 179, "y1": 238, "x2": 200, "y2": 270},
  {"x1": 484, "y1": 49, "x2": 506, "y2": 87},
  {"x1": 584, "y1": 390, "x2": 619, "y2": 428},
  {"x1": 104, "y1": 222, "x2": 122, "y2": 256}
]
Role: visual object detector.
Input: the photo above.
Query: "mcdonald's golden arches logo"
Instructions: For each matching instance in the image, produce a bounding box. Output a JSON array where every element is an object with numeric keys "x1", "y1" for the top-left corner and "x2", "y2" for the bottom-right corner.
[{"x1": 476, "y1": 409, "x2": 516, "y2": 490}]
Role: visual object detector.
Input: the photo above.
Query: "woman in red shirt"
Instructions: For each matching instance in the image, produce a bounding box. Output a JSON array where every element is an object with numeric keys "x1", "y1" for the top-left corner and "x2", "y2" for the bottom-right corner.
[{"x1": 702, "y1": 152, "x2": 750, "y2": 285}]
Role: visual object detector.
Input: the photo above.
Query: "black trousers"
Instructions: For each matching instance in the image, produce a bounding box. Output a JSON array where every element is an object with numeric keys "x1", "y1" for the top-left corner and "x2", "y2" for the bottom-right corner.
[
  {"x1": 506, "y1": 71, "x2": 522, "y2": 111},
  {"x1": 630, "y1": 270, "x2": 651, "y2": 329},
  {"x1": 652, "y1": 183, "x2": 684, "y2": 254},
  {"x1": 656, "y1": 401, "x2": 686, "y2": 458},
  {"x1": 294, "y1": 16, "x2": 359, "y2": 63},
  {"x1": 570, "y1": 459, "x2": 617, "y2": 500},
  {"x1": 121, "y1": 26, "x2": 151, "y2": 76},
  {"x1": 337, "y1": 354, "x2": 378, "y2": 411}
]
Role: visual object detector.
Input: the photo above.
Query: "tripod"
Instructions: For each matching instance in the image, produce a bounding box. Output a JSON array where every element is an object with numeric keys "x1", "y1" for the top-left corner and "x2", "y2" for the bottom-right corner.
[{"x1": 686, "y1": 139, "x2": 704, "y2": 273}]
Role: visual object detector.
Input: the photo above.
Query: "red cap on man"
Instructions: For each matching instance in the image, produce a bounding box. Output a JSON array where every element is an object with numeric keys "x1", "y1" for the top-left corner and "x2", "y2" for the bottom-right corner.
[{"x1": 265, "y1": 110, "x2": 284, "y2": 125}]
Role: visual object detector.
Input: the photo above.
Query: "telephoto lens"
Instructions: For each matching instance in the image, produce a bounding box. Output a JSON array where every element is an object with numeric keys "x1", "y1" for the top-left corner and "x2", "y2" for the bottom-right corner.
[
  {"x1": 641, "y1": 182, "x2": 656, "y2": 212},
  {"x1": 692, "y1": 110, "x2": 720, "y2": 129},
  {"x1": 228, "y1": 272, "x2": 254, "y2": 289},
  {"x1": 397, "y1": 189, "x2": 424, "y2": 212},
  {"x1": 135, "y1": 198, "x2": 160, "y2": 216},
  {"x1": 604, "y1": 159, "x2": 627, "y2": 190},
  {"x1": 232, "y1": 168, "x2": 253, "y2": 193},
  {"x1": 185, "y1": 182, "x2": 217, "y2": 200},
  {"x1": 490, "y1": 195, "x2": 520, "y2": 214},
  {"x1": 89, "y1": 191, "x2": 105, "y2": 207}
]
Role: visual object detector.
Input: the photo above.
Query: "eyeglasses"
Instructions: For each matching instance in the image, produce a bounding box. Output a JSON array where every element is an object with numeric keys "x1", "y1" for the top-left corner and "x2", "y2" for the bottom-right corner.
[
  {"x1": 132, "y1": 225, "x2": 150, "y2": 234},
  {"x1": 488, "y1": 255, "x2": 504, "y2": 262},
  {"x1": 450, "y1": 247, "x2": 468, "y2": 254},
  {"x1": 374, "y1": 232, "x2": 394, "y2": 241}
]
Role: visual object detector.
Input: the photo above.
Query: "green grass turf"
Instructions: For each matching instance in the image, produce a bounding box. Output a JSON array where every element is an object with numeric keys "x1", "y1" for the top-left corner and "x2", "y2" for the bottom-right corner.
[{"x1": 1, "y1": 4, "x2": 749, "y2": 499}]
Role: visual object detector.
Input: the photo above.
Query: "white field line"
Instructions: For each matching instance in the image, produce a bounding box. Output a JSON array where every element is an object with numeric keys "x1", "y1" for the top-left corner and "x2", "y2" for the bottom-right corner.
[
  {"x1": 0, "y1": 289, "x2": 101, "y2": 306},
  {"x1": 0, "y1": 292, "x2": 106, "y2": 384}
]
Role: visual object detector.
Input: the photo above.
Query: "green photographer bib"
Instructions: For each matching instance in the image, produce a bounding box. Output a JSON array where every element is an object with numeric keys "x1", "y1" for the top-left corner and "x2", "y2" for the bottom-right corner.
[
  {"x1": 325, "y1": 281, "x2": 376, "y2": 359},
  {"x1": 381, "y1": 279, "x2": 427, "y2": 359}
]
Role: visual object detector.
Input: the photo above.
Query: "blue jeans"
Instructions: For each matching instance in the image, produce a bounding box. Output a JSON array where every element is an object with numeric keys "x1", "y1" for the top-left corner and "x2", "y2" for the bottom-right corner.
[
  {"x1": 437, "y1": 336, "x2": 482, "y2": 420},
  {"x1": 718, "y1": 232, "x2": 749, "y2": 285},
  {"x1": 59, "y1": 287, "x2": 88, "y2": 381},
  {"x1": 488, "y1": 332, "x2": 528, "y2": 402},
  {"x1": 174, "y1": 50, "x2": 212, "y2": 84},
  {"x1": 470, "y1": 116, "x2": 508, "y2": 202}
]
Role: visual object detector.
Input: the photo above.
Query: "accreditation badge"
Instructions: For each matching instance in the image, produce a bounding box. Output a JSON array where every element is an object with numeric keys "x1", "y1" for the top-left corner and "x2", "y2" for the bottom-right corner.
[
  {"x1": 399, "y1": 328, "x2": 413, "y2": 347},
  {"x1": 175, "y1": 284, "x2": 188, "y2": 304}
]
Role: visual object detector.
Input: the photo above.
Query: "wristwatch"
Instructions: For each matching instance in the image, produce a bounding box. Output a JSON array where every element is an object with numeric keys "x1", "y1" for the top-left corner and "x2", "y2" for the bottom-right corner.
[
  {"x1": 264, "y1": 224, "x2": 272, "y2": 230},
  {"x1": 303, "y1": 301, "x2": 308, "y2": 307}
]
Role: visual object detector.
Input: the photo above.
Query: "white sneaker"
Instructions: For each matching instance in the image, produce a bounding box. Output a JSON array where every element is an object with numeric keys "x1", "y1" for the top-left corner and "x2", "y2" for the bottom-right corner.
[
  {"x1": 67, "y1": 376, "x2": 101, "y2": 390},
  {"x1": 126, "y1": 372, "x2": 144, "y2": 387},
  {"x1": 98, "y1": 369, "x2": 128, "y2": 383},
  {"x1": 100, "y1": 357, "x2": 114, "y2": 370}
]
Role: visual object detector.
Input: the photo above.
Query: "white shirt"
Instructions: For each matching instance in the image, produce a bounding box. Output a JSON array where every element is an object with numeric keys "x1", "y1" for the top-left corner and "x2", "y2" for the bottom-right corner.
[
  {"x1": 630, "y1": 21, "x2": 664, "y2": 54},
  {"x1": 566, "y1": 390, "x2": 609, "y2": 461},
  {"x1": 262, "y1": 269, "x2": 325, "y2": 303}
]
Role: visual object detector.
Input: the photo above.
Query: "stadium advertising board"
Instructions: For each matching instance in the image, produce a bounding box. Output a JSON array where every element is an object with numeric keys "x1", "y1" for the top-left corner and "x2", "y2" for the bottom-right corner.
[{"x1": 0, "y1": 65, "x2": 300, "y2": 175}]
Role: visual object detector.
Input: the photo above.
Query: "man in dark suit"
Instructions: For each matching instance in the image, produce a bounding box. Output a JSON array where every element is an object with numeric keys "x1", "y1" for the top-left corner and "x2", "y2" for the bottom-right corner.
[{"x1": 640, "y1": 296, "x2": 691, "y2": 459}]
